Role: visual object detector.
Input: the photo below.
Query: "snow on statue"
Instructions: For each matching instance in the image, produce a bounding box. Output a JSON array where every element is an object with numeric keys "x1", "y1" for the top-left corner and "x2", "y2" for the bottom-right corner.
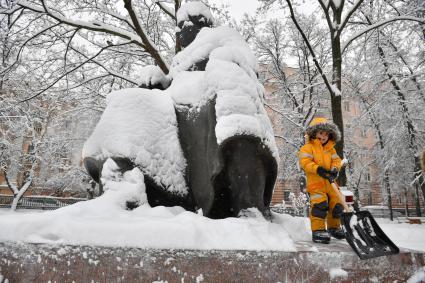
[{"x1": 82, "y1": 2, "x2": 278, "y2": 219}]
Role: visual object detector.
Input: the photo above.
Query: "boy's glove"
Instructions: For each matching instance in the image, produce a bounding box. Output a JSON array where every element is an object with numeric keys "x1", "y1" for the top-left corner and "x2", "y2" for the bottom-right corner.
[
  {"x1": 317, "y1": 166, "x2": 338, "y2": 183},
  {"x1": 329, "y1": 167, "x2": 339, "y2": 182},
  {"x1": 317, "y1": 166, "x2": 329, "y2": 179}
]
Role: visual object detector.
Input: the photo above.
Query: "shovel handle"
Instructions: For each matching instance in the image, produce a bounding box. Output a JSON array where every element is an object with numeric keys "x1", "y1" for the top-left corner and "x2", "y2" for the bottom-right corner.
[{"x1": 331, "y1": 182, "x2": 350, "y2": 212}]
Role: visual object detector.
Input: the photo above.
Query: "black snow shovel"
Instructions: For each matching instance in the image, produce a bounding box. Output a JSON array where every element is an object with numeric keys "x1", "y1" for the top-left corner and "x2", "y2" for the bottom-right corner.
[{"x1": 332, "y1": 183, "x2": 399, "y2": 260}]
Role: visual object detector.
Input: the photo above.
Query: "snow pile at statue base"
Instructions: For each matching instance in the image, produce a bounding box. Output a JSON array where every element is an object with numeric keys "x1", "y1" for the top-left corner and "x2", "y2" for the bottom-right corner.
[{"x1": 0, "y1": 163, "x2": 311, "y2": 250}]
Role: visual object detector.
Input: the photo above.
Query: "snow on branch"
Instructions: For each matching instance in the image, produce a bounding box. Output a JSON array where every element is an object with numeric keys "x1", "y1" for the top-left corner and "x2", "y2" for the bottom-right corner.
[
  {"x1": 155, "y1": 0, "x2": 176, "y2": 20},
  {"x1": 93, "y1": 3, "x2": 137, "y2": 32},
  {"x1": 19, "y1": 41, "x2": 134, "y2": 103},
  {"x1": 63, "y1": 42, "x2": 140, "y2": 86},
  {"x1": 56, "y1": 74, "x2": 111, "y2": 91},
  {"x1": 331, "y1": 84, "x2": 341, "y2": 96},
  {"x1": 264, "y1": 103, "x2": 303, "y2": 129},
  {"x1": 0, "y1": 22, "x2": 61, "y2": 76},
  {"x1": 17, "y1": 1, "x2": 146, "y2": 48},
  {"x1": 274, "y1": 135, "x2": 300, "y2": 149},
  {"x1": 342, "y1": 16, "x2": 425, "y2": 54}
]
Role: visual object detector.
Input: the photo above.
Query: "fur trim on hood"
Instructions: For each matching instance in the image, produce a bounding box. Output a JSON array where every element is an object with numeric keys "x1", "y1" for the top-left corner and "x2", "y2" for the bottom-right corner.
[{"x1": 306, "y1": 117, "x2": 341, "y2": 142}]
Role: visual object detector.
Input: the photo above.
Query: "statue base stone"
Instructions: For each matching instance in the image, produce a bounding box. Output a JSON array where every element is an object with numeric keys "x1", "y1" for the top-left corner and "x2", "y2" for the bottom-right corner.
[{"x1": 0, "y1": 242, "x2": 423, "y2": 282}]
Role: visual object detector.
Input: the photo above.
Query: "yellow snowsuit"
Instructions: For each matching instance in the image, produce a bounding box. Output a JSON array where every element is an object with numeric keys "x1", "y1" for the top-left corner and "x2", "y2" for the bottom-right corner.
[{"x1": 299, "y1": 117, "x2": 343, "y2": 231}]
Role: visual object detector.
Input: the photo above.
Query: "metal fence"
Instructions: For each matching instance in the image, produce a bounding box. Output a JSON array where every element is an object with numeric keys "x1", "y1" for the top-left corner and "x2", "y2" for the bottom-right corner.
[
  {"x1": 0, "y1": 194, "x2": 87, "y2": 210},
  {"x1": 270, "y1": 206, "x2": 308, "y2": 217}
]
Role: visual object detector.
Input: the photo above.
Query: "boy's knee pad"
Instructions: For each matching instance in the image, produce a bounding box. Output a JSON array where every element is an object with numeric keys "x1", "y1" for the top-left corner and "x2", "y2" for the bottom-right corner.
[
  {"x1": 332, "y1": 203, "x2": 344, "y2": 218},
  {"x1": 311, "y1": 201, "x2": 328, "y2": 219}
]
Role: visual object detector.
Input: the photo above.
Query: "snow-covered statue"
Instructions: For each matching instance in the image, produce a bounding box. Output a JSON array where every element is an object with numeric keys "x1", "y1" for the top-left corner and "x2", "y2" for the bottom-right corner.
[
  {"x1": 82, "y1": 89, "x2": 194, "y2": 210},
  {"x1": 82, "y1": 2, "x2": 278, "y2": 219}
]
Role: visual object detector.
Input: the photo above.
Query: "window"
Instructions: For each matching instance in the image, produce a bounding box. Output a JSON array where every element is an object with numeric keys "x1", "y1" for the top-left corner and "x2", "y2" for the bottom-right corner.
[
  {"x1": 360, "y1": 128, "x2": 368, "y2": 137},
  {"x1": 64, "y1": 120, "x2": 71, "y2": 130},
  {"x1": 367, "y1": 192, "x2": 373, "y2": 205},
  {"x1": 34, "y1": 123, "x2": 42, "y2": 135},
  {"x1": 257, "y1": 72, "x2": 266, "y2": 81},
  {"x1": 284, "y1": 191, "x2": 291, "y2": 202},
  {"x1": 344, "y1": 101, "x2": 350, "y2": 111},
  {"x1": 365, "y1": 170, "x2": 371, "y2": 182},
  {"x1": 27, "y1": 143, "x2": 34, "y2": 153}
]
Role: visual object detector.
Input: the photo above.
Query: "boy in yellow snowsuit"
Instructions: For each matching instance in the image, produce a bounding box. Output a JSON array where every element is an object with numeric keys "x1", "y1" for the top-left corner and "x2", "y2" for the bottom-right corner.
[{"x1": 299, "y1": 117, "x2": 344, "y2": 244}]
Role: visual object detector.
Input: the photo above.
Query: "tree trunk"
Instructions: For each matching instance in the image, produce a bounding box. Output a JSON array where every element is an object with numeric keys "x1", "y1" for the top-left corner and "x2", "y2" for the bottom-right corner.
[
  {"x1": 404, "y1": 187, "x2": 409, "y2": 216},
  {"x1": 414, "y1": 155, "x2": 425, "y2": 214},
  {"x1": 384, "y1": 171, "x2": 393, "y2": 221},
  {"x1": 175, "y1": 0, "x2": 182, "y2": 54},
  {"x1": 331, "y1": 34, "x2": 346, "y2": 186}
]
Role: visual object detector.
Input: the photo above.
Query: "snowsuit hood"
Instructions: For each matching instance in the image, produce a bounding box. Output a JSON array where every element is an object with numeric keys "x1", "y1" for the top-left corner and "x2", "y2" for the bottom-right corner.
[{"x1": 306, "y1": 117, "x2": 341, "y2": 143}]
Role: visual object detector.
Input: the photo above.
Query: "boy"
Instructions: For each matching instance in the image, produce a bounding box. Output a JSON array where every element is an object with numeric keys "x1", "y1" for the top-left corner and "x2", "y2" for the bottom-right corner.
[{"x1": 299, "y1": 117, "x2": 344, "y2": 244}]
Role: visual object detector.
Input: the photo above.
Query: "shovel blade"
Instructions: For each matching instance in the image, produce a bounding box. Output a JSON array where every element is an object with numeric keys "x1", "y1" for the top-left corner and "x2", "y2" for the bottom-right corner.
[{"x1": 340, "y1": 211, "x2": 399, "y2": 260}]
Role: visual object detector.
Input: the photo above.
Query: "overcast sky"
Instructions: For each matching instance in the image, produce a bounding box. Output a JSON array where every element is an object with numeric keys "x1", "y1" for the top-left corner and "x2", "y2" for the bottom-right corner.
[{"x1": 210, "y1": 0, "x2": 260, "y2": 20}]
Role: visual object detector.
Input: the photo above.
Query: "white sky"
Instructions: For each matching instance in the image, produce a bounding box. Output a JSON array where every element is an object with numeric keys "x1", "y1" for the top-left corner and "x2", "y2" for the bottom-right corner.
[{"x1": 210, "y1": 0, "x2": 260, "y2": 20}]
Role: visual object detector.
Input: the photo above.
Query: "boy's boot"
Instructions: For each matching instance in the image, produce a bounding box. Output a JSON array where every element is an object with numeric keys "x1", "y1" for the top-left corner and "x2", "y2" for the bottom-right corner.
[
  {"x1": 312, "y1": 230, "x2": 331, "y2": 244},
  {"x1": 328, "y1": 227, "x2": 345, "y2": 239}
]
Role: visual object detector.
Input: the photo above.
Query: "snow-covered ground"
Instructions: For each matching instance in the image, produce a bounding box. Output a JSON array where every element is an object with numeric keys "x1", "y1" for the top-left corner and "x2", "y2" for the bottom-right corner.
[
  {"x1": 0, "y1": 165, "x2": 423, "y2": 252},
  {"x1": 0, "y1": 204, "x2": 424, "y2": 252},
  {"x1": 0, "y1": 205, "x2": 310, "y2": 251}
]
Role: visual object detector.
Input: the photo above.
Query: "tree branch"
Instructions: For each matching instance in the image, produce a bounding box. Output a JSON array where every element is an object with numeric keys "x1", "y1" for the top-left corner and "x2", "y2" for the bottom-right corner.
[
  {"x1": 123, "y1": 0, "x2": 169, "y2": 73},
  {"x1": 274, "y1": 135, "x2": 300, "y2": 149},
  {"x1": 317, "y1": 0, "x2": 333, "y2": 32},
  {"x1": 338, "y1": 0, "x2": 365, "y2": 35},
  {"x1": 155, "y1": 1, "x2": 176, "y2": 20},
  {"x1": 3, "y1": 170, "x2": 19, "y2": 195},
  {"x1": 342, "y1": 16, "x2": 425, "y2": 54},
  {"x1": 19, "y1": 41, "x2": 133, "y2": 102},
  {"x1": 0, "y1": 22, "x2": 60, "y2": 76},
  {"x1": 285, "y1": 0, "x2": 335, "y2": 96},
  {"x1": 18, "y1": 1, "x2": 146, "y2": 48}
]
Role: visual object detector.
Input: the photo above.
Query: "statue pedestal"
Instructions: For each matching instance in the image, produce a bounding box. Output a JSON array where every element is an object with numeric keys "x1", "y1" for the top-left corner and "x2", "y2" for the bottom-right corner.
[{"x1": 0, "y1": 242, "x2": 423, "y2": 282}]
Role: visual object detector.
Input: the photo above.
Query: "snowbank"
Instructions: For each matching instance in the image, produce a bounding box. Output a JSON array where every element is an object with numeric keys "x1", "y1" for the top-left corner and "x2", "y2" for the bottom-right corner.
[
  {"x1": 168, "y1": 26, "x2": 278, "y2": 159},
  {"x1": 0, "y1": 172, "x2": 310, "y2": 251},
  {"x1": 376, "y1": 218, "x2": 425, "y2": 252},
  {"x1": 82, "y1": 88, "x2": 188, "y2": 195},
  {"x1": 1, "y1": 203, "x2": 425, "y2": 252},
  {"x1": 407, "y1": 267, "x2": 425, "y2": 283},
  {"x1": 0, "y1": 204, "x2": 311, "y2": 251}
]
